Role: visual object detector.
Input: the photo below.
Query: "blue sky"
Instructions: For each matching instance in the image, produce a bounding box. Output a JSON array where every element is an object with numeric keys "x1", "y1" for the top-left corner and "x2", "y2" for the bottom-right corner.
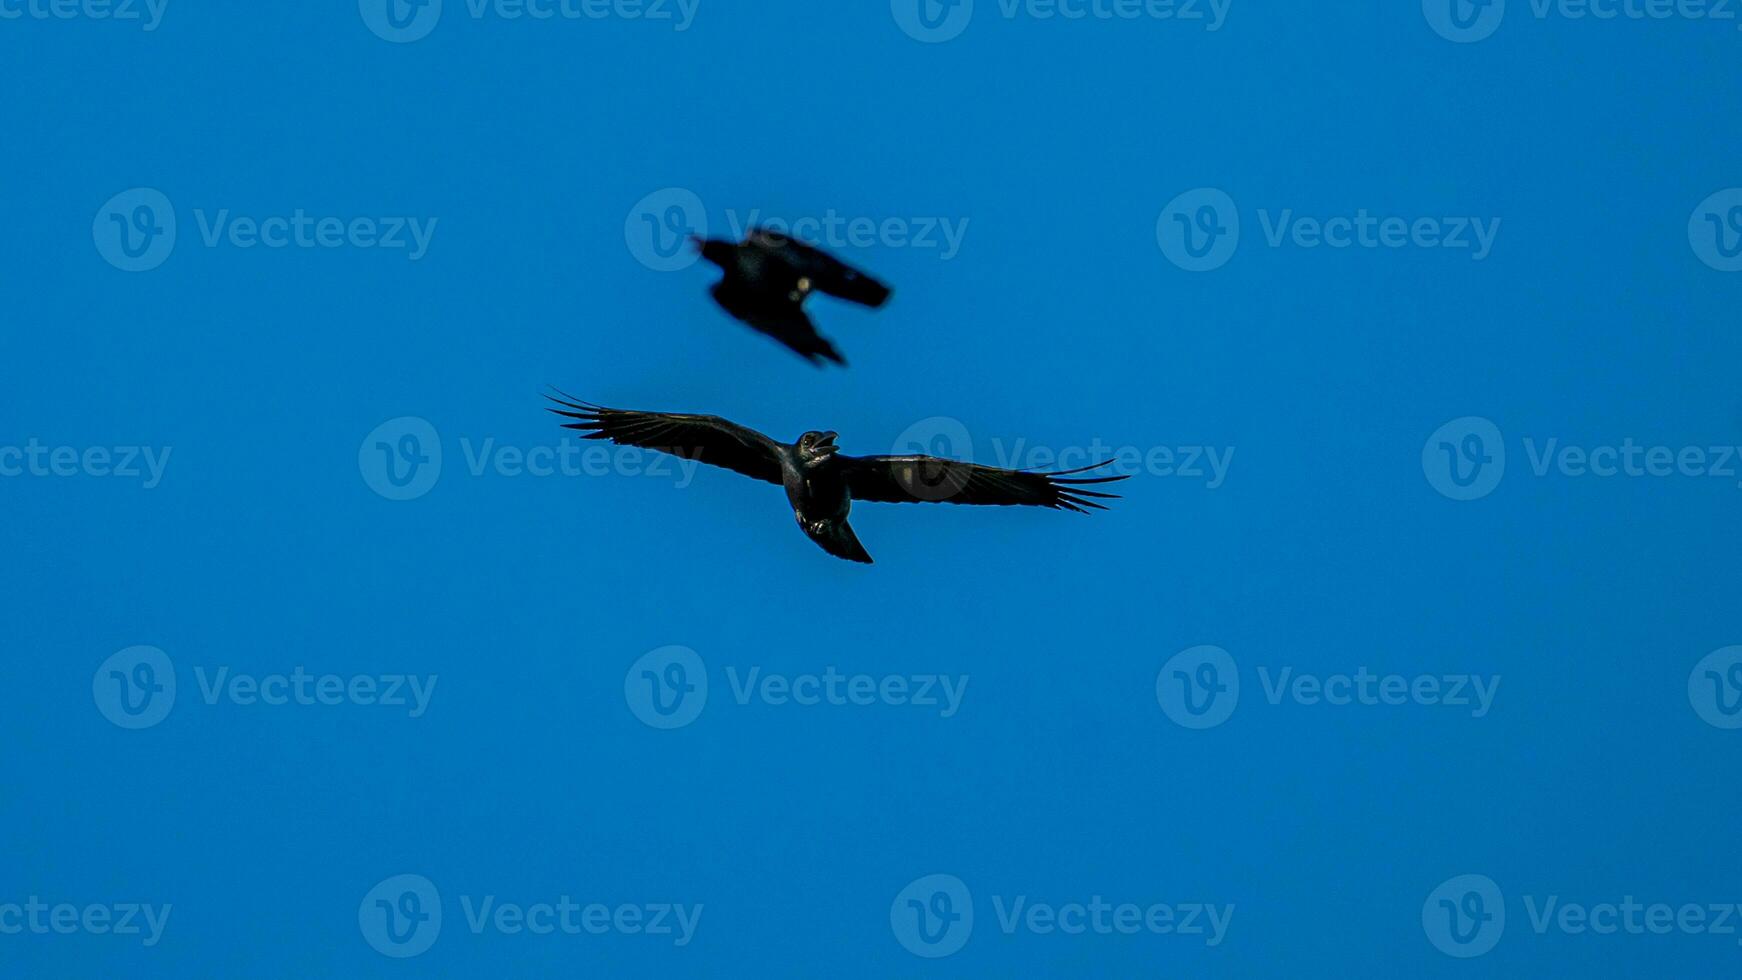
[{"x1": 3, "y1": 1, "x2": 1741, "y2": 976}]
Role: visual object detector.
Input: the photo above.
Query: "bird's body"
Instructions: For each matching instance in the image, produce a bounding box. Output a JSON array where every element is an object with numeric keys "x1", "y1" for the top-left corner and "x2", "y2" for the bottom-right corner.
[
  {"x1": 778, "y1": 433, "x2": 873, "y2": 563},
  {"x1": 695, "y1": 230, "x2": 891, "y2": 366},
  {"x1": 547, "y1": 391, "x2": 1125, "y2": 564}
]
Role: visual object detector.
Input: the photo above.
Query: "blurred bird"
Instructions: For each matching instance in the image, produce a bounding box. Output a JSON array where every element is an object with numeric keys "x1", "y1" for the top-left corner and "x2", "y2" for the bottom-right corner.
[
  {"x1": 692, "y1": 229, "x2": 891, "y2": 366},
  {"x1": 546, "y1": 391, "x2": 1126, "y2": 564}
]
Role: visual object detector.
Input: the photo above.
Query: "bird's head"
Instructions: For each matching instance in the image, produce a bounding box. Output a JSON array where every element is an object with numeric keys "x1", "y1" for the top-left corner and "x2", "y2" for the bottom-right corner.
[
  {"x1": 691, "y1": 235, "x2": 734, "y2": 268},
  {"x1": 797, "y1": 430, "x2": 840, "y2": 462}
]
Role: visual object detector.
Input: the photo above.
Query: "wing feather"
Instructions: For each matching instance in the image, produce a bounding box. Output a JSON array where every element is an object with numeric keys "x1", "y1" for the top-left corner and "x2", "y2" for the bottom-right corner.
[
  {"x1": 544, "y1": 390, "x2": 785, "y2": 486},
  {"x1": 840, "y1": 455, "x2": 1127, "y2": 512}
]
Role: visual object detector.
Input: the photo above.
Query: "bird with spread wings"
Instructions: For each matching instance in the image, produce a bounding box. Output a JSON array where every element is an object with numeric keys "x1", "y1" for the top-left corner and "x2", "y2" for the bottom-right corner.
[
  {"x1": 692, "y1": 229, "x2": 892, "y2": 367},
  {"x1": 546, "y1": 390, "x2": 1126, "y2": 564}
]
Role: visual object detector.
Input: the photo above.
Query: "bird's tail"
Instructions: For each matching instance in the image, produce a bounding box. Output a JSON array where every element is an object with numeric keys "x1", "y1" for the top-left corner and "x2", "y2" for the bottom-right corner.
[
  {"x1": 804, "y1": 518, "x2": 873, "y2": 564},
  {"x1": 804, "y1": 338, "x2": 847, "y2": 367}
]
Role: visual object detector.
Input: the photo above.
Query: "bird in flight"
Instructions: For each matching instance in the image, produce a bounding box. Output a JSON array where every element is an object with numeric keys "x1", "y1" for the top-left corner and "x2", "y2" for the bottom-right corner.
[
  {"x1": 692, "y1": 229, "x2": 891, "y2": 367},
  {"x1": 546, "y1": 390, "x2": 1127, "y2": 564}
]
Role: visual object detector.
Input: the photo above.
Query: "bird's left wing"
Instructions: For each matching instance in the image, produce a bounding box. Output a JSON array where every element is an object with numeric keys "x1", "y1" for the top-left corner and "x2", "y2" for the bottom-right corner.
[
  {"x1": 545, "y1": 390, "x2": 785, "y2": 485},
  {"x1": 838, "y1": 454, "x2": 1127, "y2": 512}
]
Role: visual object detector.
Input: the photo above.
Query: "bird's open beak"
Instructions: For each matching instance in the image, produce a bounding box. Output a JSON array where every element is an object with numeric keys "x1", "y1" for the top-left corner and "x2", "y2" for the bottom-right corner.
[{"x1": 817, "y1": 431, "x2": 839, "y2": 452}]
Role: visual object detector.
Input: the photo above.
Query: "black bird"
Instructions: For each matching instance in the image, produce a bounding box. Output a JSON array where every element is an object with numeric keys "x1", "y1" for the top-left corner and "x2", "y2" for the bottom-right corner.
[
  {"x1": 546, "y1": 391, "x2": 1126, "y2": 564},
  {"x1": 693, "y1": 229, "x2": 891, "y2": 366}
]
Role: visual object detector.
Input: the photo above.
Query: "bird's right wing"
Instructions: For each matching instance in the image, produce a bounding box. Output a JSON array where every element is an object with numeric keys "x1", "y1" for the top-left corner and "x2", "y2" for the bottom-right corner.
[
  {"x1": 748, "y1": 229, "x2": 892, "y2": 309},
  {"x1": 839, "y1": 455, "x2": 1126, "y2": 513},
  {"x1": 545, "y1": 390, "x2": 785, "y2": 485}
]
